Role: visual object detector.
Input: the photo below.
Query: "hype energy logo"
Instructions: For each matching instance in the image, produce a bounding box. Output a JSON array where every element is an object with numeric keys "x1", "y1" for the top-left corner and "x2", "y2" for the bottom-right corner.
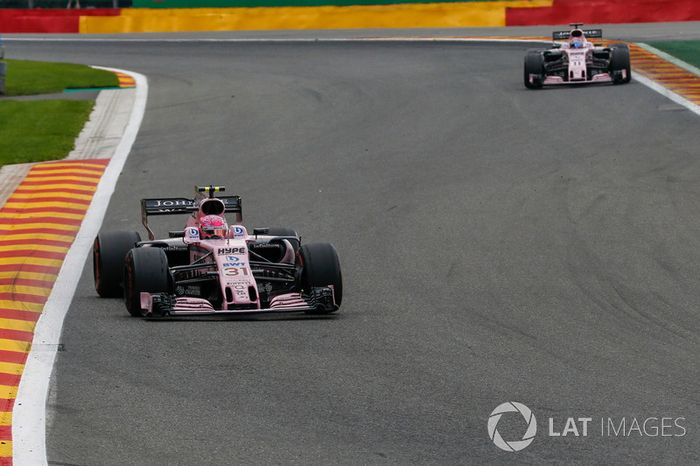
[
  {"x1": 488, "y1": 402, "x2": 537, "y2": 452},
  {"x1": 488, "y1": 402, "x2": 688, "y2": 452}
]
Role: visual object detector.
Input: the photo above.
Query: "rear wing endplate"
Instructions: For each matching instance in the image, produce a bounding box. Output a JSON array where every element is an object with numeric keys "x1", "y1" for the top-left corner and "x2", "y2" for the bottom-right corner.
[
  {"x1": 140, "y1": 196, "x2": 242, "y2": 240},
  {"x1": 552, "y1": 29, "x2": 603, "y2": 40}
]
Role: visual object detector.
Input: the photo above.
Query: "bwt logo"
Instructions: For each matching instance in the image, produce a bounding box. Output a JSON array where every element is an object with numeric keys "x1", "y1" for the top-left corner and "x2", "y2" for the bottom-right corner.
[{"x1": 487, "y1": 402, "x2": 537, "y2": 452}]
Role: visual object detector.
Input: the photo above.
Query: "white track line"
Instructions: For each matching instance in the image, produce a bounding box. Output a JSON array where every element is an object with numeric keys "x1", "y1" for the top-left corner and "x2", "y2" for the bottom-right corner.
[
  {"x1": 637, "y1": 42, "x2": 700, "y2": 77},
  {"x1": 632, "y1": 43, "x2": 700, "y2": 117},
  {"x1": 633, "y1": 72, "x2": 700, "y2": 116},
  {"x1": 12, "y1": 68, "x2": 148, "y2": 466}
]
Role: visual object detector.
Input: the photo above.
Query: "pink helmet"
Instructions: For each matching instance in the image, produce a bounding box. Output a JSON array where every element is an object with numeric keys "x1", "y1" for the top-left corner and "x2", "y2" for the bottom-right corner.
[{"x1": 199, "y1": 215, "x2": 227, "y2": 239}]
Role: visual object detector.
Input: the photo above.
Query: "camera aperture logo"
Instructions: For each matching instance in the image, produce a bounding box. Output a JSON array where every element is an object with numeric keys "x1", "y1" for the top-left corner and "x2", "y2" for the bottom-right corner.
[
  {"x1": 488, "y1": 402, "x2": 687, "y2": 452},
  {"x1": 488, "y1": 402, "x2": 537, "y2": 452}
]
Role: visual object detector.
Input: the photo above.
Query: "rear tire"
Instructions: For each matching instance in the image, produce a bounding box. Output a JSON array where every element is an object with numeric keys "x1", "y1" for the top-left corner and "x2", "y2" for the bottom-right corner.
[
  {"x1": 610, "y1": 43, "x2": 631, "y2": 84},
  {"x1": 93, "y1": 231, "x2": 141, "y2": 298},
  {"x1": 299, "y1": 243, "x2": 342, "y2": 313},
  {"x1": 266, "y1": 227, "x2": 300, "y2": 253},
  {"x1": 123, "y1": 247, "x2": 170, "y2": 317},
  {"x1": 524, "y1": 50, "x2": 545, "y2": 89}
]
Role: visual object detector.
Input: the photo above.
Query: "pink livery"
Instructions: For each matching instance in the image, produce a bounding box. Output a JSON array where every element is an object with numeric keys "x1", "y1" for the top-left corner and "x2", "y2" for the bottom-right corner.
[
  {"x1": 93, "y1": 185, "x2": 342, "y2": 318},
  {"x1": 524, "y1": 24, "x2": 631, "y2": 89}
]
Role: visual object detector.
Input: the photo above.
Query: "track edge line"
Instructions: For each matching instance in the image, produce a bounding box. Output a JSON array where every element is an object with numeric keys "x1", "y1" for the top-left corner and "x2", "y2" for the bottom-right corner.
[
  {"x1": 11, "y1": 67, "x2": 148, "y2": 466},
  {"x1": 636, "y1": 42, "x2": 700, "y2": 78}
]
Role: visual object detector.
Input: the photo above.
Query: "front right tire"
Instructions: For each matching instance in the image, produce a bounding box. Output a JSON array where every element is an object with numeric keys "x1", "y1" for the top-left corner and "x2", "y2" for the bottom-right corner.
[
  {"x1": 123, "y1": 247, "x2": 170, "y2": 317},
  {"x1": 93, "y1": 231, "x2": 141, "y2": 298},
  {"x1": 524, "y1": 50, "x2": 545, "y2": 89}
]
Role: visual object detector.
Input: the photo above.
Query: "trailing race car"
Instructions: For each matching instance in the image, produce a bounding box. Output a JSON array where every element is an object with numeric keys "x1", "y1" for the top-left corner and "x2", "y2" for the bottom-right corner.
[
  {"x1": 524, "y1": 24, "x2": 631, "y2": 89},
  {"x1": 93, "y1": 185, "x2": 342, "y2": 317}
]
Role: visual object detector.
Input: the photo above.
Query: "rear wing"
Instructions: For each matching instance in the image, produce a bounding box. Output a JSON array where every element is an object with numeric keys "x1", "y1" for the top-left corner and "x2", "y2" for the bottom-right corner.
[
  {"x1": 552, "y1": 29, "x2": 603, "y2": 40},
  {"x1": 141, "y1": 196, "x2": 242, "y2": 240}
]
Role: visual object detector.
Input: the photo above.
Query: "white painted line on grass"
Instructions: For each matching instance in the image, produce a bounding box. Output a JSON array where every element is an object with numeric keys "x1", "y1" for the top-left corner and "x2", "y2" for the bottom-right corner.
[
  {"x1": 637, "y1": 42, "x2": 700, "y2": 77},
  {"x1": 12, "y1": 67, "x2": 148, "y2": 466},
  {"x1": 632, "y1": 42, "x2": 700, "y2": 117}
]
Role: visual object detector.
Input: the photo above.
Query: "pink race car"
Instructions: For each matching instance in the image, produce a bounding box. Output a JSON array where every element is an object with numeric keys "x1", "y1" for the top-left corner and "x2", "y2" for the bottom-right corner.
[
  {"x1": 524, "y1": 24, "x2": 631, "y2": 89},
  {"x1": 93, "y1": 185, "x2": 342, "y2": 317}
]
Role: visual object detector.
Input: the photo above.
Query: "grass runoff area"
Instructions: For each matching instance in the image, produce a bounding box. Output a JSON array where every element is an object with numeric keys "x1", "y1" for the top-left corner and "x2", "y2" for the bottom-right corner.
[
  {"x1": 0, "y1": 60, "x2": 118, "y2": 167},
  {"x1": 3, "y1": 59, "x2": 118, "y2": 96},
  {"x1": 0, "y1": 101, "x2": 94, "y2": 166},
  {"x1": 647, "y1": 40, "x2": 700, "y2": 69}
]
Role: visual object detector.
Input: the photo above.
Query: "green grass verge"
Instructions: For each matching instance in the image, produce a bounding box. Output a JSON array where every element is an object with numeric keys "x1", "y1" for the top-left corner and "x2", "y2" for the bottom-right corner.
[
  {"x1": 0, "y1": 100, "x2": 94, "y2": 168},
  {"x1": 3, "y1": 59, "x2": 118, "y2": 96},
  {"x1": 646, "y1": 40, "x2": 700, "y2": 69}
]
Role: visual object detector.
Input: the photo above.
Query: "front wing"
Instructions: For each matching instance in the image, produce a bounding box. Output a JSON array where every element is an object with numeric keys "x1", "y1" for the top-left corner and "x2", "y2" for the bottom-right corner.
[
  {"x1": 543, "y1": 72, "x2": 614, "y2": 85},
  {"x1": 530, "y1": 69, "x2": 628, "y2": 87},
  {"x1": 140, "y1": 287, "x2": 337, "y2": 317}
]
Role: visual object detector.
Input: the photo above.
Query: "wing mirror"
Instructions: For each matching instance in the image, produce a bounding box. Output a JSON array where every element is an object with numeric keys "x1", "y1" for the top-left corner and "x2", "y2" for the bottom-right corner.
[{"x1": 183, "y1": 227, "x2": 201, "y2": 244}]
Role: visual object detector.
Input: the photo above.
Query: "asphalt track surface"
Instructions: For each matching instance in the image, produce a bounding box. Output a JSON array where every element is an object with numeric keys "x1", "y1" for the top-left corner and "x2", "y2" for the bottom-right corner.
[{"x1": 8, "y1": 27, "x2": 700, "y2": 465}]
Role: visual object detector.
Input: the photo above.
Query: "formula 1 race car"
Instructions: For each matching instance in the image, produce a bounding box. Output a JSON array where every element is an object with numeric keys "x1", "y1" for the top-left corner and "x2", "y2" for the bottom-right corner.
[
  {"x1": 524, "y1": 24, "x2": 631, "y2": 89},
  {"x1": 92, "y1": 185, "x2": 342, "y2": 317}
]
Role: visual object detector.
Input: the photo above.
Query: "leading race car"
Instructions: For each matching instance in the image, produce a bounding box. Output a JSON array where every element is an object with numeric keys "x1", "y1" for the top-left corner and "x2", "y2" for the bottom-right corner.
[
  {"x1": 93, "y1": 185, "x2": 342, "y2": 317},
  {"x1": 524, "y1": 24, "x2": 631, "y2": 89}
]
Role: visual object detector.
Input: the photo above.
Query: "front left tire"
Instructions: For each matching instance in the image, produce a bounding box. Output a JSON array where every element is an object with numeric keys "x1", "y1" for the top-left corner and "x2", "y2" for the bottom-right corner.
[{"x1": 610, "y1": 43, "x2": 631, "y2": 84}]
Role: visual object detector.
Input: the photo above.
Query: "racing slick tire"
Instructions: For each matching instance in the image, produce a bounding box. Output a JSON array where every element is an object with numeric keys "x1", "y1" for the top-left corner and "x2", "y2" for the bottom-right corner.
[
  {"x1": 93, "y1": 230, "x2": 141, "y2": 298},
  {"x1": 299, "y1": 243, "x2": 343, "y2": 313},
  {"x1": 123, "y1": 247, "x2": 170, "y2": 317},
  {"x1": 266, "y1": 227, "x2": 300, "y2": 253},
  {"x1": 524, "y1": 50, "x2": 545, "y2": 89},
  {"x1": 610, "y1": 44, "x2": 631, "y2": 84}
]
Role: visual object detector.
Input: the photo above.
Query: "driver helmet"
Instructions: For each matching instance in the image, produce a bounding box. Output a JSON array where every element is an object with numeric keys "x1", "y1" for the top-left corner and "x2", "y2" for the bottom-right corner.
[
  {"x1": 570, "y1": 30, "x2": 585, "y2": 48},
  {"x1": 200, "y1": 215, "x2": 228, "y2": 239}
]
